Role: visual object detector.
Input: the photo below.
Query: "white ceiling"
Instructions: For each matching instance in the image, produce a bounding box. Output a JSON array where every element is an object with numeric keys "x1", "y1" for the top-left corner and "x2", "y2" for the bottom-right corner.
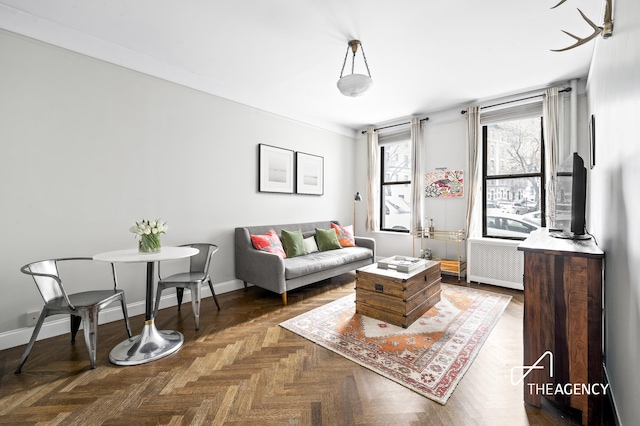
[{"x1": 0, "y1": 0, "x2": 602, "y2": 136}]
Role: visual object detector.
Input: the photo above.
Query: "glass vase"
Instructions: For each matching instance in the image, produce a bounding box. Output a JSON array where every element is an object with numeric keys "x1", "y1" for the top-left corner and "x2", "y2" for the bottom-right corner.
[{"x1": 139, "y1": 233, "x2": 161, "y2": 253}]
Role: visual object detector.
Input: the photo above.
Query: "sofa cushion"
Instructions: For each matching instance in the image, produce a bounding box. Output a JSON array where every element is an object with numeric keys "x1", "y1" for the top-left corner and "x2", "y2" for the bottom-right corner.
[
  {"x1": 316, "y1": 228, "x2": 342, "y2": 251},
  {"x1": 284, "y1": 246, "x2": 374, "y2": 279},
  {"x1": 331, "y1": 223, "x2": 356, "y2": 247},
  {"x1": 303, "y1": 236, "x2": 319, "y2": 253},
  {"x1": 281, "y1": 229, "x2": 307, "y2": 258},
  {"x1": 250, "y1": 229, "x2": 286, "y2": 258}
]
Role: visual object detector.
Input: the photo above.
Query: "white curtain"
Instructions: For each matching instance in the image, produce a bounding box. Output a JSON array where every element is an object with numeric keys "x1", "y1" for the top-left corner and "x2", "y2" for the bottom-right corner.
[
  {"x1": 365, "y1": 127, "x2": 379, "y2": 232},
  {"x1": 410, "y1": 117, "x2": 423, "y2": 234},
  {"x1": 543, "y1": 87, "x2": 562, "y2": 227},
  {"x1": 465, "y1": 106, "x2": 481, "y2": 239}
]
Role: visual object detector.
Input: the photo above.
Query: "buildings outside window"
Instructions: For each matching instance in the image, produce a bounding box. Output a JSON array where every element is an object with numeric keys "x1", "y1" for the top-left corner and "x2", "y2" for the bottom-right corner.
[
  {"x1": 483, "y1": 117, "x2": 545, "y2": 239},
  {"x1": 380, "y1": 140, "x2": 411, "y2": 232}
]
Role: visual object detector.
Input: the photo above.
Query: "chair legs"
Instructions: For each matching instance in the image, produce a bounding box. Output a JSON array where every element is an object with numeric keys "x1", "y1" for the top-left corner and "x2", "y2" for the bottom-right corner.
[
  {"x1": 120, "y1": 292, "x2": 133, "y2": 338},
  {"x1": 154, "y1": 281, "x2": 219, "y2": 330},
  {"x1": 81, "y1": 308, "x2": 99, "y2": 369},
  {"x1": 207, "y1": 278, "x2": 220, "y2": 310},
  {"x1": 153, "y1": 285, "x2": 166, "y2": 320},
  {"x1": 23, "y1": 308, "x2": 100, "y2": 372},
  {"x1": 15, "y1": 309, "x2": 48, "y2": 374},
  {"x1": 16, "y1": 293, "x2": 131, "y2": 373},
  {"x1": 176, "y1": 288, "x2": 184, "y2": 310},
  {"x1": 70, "y1": 315, "x2": 82, "y2": 342},
  {"x1": 191, "y1": 284, "x2": 201, "y2": 330}
]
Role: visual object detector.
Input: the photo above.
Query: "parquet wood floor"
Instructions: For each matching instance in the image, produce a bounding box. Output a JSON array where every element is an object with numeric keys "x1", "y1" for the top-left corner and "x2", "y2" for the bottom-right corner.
[{"x1": 0, "y1": 274, "x2": 587, "y2": 425}]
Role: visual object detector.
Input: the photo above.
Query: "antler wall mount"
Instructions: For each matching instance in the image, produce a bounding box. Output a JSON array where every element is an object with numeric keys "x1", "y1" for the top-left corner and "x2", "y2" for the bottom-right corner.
[{"x1": 552, "y1": 0, "x2": 613, "y2": 52}]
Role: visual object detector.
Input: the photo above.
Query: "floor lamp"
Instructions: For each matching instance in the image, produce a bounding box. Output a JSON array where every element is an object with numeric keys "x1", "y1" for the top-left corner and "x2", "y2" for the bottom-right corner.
[{"x1": 353, "y1": 192, "x2": 362, "y2": 235}]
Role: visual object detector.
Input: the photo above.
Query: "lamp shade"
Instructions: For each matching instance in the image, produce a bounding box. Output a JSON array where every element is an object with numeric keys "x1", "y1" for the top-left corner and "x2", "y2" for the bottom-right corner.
[{"x1": 337, "y1": 74, "x2": 373, "y2": 97}]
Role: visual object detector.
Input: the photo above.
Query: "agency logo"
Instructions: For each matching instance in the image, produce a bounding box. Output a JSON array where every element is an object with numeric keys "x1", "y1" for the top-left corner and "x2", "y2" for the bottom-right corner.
[
  {"x1": 510, "y1": 350, "x2": 553, "y2": 385},
  {"x1": 511, "y1": 351, "x2": 609, "y2": 396}
]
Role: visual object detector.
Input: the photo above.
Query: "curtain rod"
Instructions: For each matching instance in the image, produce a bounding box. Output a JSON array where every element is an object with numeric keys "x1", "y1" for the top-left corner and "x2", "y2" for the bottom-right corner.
[
  {"x1": 360, "y1": 117, "x2": 429, "y2": 134},
  {"x1": 460, "y1": 87, "x2": 572, "y2": 115}
]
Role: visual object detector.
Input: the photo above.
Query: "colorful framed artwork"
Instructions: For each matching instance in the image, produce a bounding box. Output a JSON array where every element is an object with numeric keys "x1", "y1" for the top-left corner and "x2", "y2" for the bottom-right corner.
[
  {"x1": 424, "y1": 170, "x2": 464, "y2": 198},
  {"x1": 296, "y1": 152, "x2": 324, "y2": 195},
  {"x1": 259, "y1": 144, "x2": 294, "y2": 193}
]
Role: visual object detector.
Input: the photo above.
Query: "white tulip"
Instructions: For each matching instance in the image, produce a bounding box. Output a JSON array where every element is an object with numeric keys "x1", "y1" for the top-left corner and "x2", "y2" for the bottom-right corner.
[{"x1": 131, "y1": 218, "x2": 167, "y2": 238}]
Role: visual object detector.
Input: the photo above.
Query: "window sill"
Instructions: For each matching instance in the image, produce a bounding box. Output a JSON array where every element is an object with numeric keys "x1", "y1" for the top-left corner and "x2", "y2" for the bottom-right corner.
[{"x1": 373, "y1": 230, "x2": 411, "y2": 236}]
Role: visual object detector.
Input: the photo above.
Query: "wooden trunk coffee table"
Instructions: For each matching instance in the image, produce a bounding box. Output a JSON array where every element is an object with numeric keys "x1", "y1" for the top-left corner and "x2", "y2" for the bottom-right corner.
[{"x1": 355, "y1": 259, "x2": 441, "y2": 328}]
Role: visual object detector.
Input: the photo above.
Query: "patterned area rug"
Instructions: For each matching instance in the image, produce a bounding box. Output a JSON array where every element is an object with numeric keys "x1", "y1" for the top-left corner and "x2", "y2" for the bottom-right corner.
[{"x1": 280, "y1": 284, "x2": 511, "y2": 404}]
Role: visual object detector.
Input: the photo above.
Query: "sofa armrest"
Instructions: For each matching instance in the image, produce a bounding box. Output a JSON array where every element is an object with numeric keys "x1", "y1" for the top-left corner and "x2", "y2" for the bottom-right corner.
[
  {"x1": 355, "y1": 236, "x2": 376, "y2": 259},
  {"x1": 234, "y1": 227, "x2": 286, "y2": 294}
]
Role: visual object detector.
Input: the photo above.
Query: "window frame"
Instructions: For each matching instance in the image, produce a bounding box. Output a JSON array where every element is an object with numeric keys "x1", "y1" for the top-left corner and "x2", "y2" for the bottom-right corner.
[
  {"x1": 481, "y1": 117, "x2": 546, "y2": 240},
  {"x1": 380, "y1": 141, "x2": 411, "y2": 233}
]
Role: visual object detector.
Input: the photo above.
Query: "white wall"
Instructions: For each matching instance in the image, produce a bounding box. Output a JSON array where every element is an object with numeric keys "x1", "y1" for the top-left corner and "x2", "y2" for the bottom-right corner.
[
  {"x1": 0, "y1": 30, "x2": 356, "y2": 342},
  {"x1": 354, "y1": 109, "x2": 468, "y2": 261},
  {"x1": 422, "y1": 110, "x2": 467, "y2": 261},
  {"x1": 586, "y1": 0, "x2": 640, "y2": 422}
]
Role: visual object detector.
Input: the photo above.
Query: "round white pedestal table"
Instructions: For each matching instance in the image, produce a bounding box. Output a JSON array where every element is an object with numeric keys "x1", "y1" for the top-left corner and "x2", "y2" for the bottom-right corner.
[{"x1": 93, "y1": 246, "x2": 198, "y2": 366}]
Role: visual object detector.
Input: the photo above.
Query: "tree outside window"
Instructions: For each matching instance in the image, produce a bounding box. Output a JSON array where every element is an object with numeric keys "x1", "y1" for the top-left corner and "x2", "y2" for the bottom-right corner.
[{"x1": 483, "y1": 117, "x2": 545, "y2": 239}]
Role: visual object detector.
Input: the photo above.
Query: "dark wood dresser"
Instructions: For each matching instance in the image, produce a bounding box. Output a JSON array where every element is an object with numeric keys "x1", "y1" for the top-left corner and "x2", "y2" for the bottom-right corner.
[{"x1": 518, "y1": 228, "x2": 605, "y2": 425}]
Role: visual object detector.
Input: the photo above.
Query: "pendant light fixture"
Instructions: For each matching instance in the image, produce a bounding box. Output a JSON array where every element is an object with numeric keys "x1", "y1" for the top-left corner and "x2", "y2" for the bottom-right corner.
[{"x1": 337, "y1": 40, "x2": 373, "y2": 97}]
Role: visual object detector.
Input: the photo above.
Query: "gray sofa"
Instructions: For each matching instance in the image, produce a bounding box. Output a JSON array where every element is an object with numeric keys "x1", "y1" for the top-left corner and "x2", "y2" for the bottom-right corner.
[{"x1": 235, "y1": 220, "x2": 375, "y2": 304}]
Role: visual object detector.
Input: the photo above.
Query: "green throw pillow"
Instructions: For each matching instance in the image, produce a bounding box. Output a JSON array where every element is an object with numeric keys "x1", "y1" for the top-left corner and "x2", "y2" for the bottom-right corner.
[
  {"x1": 315, "y1": 228, "x2": 342, "y2": 251},
  {"x1": 281, "y1": 229, "x2": 307, "y2": 258}
]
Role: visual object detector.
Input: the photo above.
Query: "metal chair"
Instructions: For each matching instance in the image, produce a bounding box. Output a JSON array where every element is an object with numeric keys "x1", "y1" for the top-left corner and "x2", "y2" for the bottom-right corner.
[
  {"x1": 16, "y1": 257, "x2": 132, "y2": 373},
  {"x1": 154, "y1": 243, "x2": 220, "y2": 330}
]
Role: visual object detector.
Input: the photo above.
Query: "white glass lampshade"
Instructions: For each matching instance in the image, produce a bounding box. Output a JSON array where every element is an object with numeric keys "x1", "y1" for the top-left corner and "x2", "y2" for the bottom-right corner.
[{"x1": 337, "y1": 74, "x2": 373, "y2": 97}]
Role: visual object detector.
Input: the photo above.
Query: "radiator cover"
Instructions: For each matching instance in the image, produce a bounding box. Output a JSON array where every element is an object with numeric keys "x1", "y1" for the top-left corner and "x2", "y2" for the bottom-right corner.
[{"x1": 467, "y1": 238, "x2": 524, "y2": 290}]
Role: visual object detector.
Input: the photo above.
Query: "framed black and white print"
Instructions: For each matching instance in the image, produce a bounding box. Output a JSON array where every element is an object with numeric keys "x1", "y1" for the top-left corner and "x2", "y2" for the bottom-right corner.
[
  {"x1": 295, "y1": 152, "x2": 324, "y2": 195},
  {"x1": 589, "y1": 114, "x2": 596, "y2": 169},
  {"x1": 259, "y1": 144, "x2": 294, "y2": 193}
]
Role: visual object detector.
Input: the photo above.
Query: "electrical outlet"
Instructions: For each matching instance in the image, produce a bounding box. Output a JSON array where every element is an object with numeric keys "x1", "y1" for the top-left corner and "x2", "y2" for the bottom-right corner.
[{"x1": 27, "y1": 311, "x2": 40, "y2": 327}]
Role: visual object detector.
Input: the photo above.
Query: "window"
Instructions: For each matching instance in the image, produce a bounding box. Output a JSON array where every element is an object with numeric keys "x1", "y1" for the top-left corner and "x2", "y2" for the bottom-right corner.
[
  {"x1": 380, "y1": 140, "x2": 411, "y2": 232},
  {"x1": 483, "y1": 117, "x2": 545, "y2": 239}
]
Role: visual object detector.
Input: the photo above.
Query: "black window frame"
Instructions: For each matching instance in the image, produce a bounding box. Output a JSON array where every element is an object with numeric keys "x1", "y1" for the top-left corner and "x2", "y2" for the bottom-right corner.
[
  {"x1": 380, "y1": 142, "x2": 411, "y2": 233},
  {"x1": 482, "y1": 117, "x2": 546, "y2": 240}
]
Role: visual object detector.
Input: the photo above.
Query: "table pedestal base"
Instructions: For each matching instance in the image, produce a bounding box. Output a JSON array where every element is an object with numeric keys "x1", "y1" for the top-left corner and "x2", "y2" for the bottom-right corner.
[{"x1": 109, "y1": 319, "x2": 183, "y2": 366}]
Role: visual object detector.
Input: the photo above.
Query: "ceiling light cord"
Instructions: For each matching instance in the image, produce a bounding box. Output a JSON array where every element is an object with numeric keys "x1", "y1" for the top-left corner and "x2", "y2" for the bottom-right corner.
[
  {"x1": 339, "y1": 41, "x2": 371, "y2": 78},
  {"x1": 360, "y1": 43, "x2": 372, "y2": 78},
  {"x1": 339, "y1": 46, "x2": 350, "y2": 78}
]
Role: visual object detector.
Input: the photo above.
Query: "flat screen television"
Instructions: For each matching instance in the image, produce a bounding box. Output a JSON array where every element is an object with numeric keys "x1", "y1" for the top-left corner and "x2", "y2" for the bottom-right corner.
[{"x1": 551, "y1": 152, "x2": 590, "y2": 240}]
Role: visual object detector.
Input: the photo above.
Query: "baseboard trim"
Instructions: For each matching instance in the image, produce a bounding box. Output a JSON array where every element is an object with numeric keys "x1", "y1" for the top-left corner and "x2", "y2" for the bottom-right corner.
[
  {"x1": 603, "y1": 364, "x2": 622, "y2": 426},
  {"x1": 0, "y1": 279, "x2": 244, "y2": 351}
]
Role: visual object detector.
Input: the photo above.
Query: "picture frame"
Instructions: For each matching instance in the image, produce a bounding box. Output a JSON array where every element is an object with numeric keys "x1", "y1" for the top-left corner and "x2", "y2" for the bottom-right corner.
[
  {"x1": 259, "y1": 144, "x2": 294, "y2": 193},
  {"x1": 589, "y1": 114, "x2": 596, "y2": 169},
  {"x1": 295, "y1": 152, "x2": 324, "y2": 195},
  {"x1": 424, "y1": 170, "x2": 464, "y2": 198}
]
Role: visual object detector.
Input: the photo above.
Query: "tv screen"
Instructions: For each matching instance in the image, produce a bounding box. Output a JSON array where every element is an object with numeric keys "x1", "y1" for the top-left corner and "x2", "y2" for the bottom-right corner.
[{"x1": 552, "y1": 152, "x2": 590, "y2": 240}]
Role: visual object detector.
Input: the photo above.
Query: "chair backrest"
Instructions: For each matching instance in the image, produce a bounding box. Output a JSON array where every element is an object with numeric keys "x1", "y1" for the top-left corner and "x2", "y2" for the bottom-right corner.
[
  {"x1": 182, "y1": 243, "x2": 218, "y2": 275},
  {"x1": 21, "y1": 260, "x2": 66, "y2": 304}
]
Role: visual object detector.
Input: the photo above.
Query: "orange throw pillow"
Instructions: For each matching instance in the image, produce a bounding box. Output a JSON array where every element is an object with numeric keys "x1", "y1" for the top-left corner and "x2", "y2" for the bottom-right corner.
[
  {"x1": 250, "y1": 229, "x2": 287, "y2": 258},
  {"x1": 331, "y1": 223, "x2": 356, "y2": 247}
]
